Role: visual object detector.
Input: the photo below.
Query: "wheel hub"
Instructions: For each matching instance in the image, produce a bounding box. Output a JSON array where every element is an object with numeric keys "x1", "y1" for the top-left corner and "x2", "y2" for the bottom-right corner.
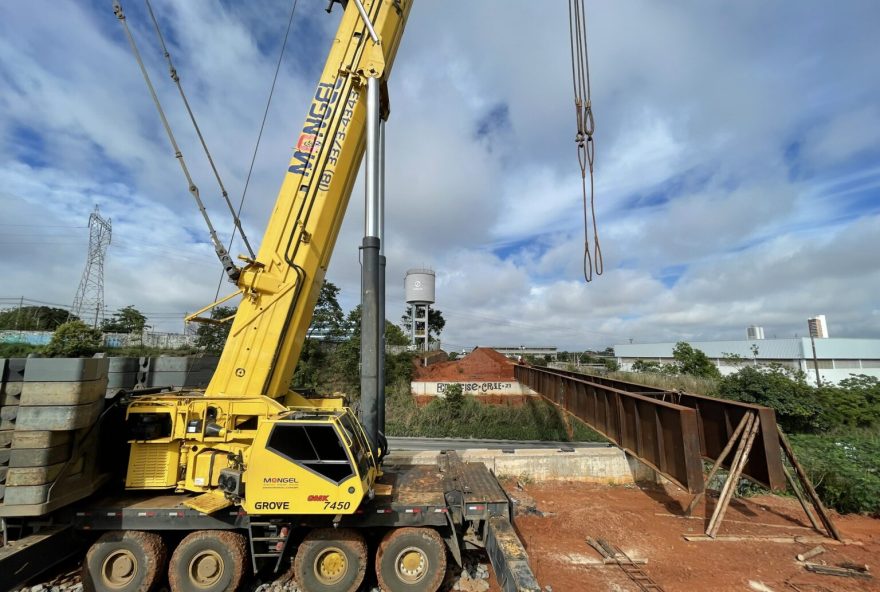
[
  {"x1": 189, "y1": 550, "x2": 224, "y2": 588},
  {"x1": 395, "y1": 547, "x2": 427, "y2": 583},
  {"x1": 315, "y1": 548, "x2": 348, "y2": 584},
  {"x1": 102, "y1": 549, "x2": 138, "y2": 589}
]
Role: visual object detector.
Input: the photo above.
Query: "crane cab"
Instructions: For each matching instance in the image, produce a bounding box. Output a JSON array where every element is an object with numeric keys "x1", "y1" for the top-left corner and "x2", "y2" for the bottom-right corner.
[{"x1": 241, "y1": 408, "x2": 379, "y2": 515}]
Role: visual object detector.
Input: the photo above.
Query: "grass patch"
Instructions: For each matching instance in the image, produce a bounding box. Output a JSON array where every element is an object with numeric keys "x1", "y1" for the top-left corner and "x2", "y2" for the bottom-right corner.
[
  {"x1": 384, "y1": 380, "x2": 605, "y2": 442},
  {"x1": 0, "y1": 343, "x2": 44, "y2": 357},
  {"x1": 604, "y1": 370, "x2": 718, "y2": 396}
]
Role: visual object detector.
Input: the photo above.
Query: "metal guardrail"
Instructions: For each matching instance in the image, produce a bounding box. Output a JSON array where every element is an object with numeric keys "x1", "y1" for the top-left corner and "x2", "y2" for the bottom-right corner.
[{"x1": 515, "y1": 366, "x2": 787, "y2": 493}]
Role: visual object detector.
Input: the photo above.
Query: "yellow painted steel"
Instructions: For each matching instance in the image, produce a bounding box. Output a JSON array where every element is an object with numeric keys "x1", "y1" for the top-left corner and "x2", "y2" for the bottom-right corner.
[
  {"x1": 124, "y1": 1, "x2": 411, "y2": 516},
  {"x1": 207, "y1": 0, "x2": 411, "y2": 400}
]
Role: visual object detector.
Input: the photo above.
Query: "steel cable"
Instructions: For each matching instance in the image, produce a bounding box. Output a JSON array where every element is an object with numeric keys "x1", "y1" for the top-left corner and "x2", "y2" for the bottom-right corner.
[
  {"x1": 213, "y1": 0, "x2": 300, "y2": 303},
  {"x1": 568, "y1": 0, "x2": 603, "y2": 282},
  {"x1": 144, "y1": 0, "x2": 255, "y2": 259},
  {"x1": 112, "y1": 0, "x2": 238, "y2": 281}
]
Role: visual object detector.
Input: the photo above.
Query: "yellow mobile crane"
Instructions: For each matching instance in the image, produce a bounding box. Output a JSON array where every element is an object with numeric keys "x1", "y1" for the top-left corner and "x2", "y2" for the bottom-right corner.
[
  {"x1": 122, "y1": 0, "x2": 405, "y2": 518},
  {"x1": 0, "y1": 2, "x2": 542, "y2": 592}
]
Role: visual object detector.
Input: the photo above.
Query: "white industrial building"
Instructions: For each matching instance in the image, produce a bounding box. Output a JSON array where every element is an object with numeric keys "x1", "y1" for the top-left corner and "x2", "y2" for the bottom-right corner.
[{"x1": 614, "y1": 338, "x2": 880, "y2": 385}]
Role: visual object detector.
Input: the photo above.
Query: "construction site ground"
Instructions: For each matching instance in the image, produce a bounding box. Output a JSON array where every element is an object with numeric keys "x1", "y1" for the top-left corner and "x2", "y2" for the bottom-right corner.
[
  {"x1": 495, "y1": 478, "x2": 880, "y2": 592},
  {"x1": 12, "y1": 477, "x2": 879, "y2": 592}
]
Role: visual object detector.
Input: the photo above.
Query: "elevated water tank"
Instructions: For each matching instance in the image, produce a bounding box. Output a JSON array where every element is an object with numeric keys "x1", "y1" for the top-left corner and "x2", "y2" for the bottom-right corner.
[{"x1": 405, "y1": 268, "x2": 435, "y2": 305}]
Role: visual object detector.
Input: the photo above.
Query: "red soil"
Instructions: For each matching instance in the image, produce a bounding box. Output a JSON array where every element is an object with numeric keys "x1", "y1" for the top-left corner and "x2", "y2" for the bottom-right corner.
[
  {"x1": 498, "y1": 480, "x2": 880, "y2": 592},
  {"x1": 413, "y1": 348, "x2": 517, "y2": 382}
]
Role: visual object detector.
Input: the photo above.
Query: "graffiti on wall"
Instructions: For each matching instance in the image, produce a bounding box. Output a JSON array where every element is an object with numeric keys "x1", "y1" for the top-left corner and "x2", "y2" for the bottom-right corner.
[{"x1": 437, "y1": 382, "x2": 515, "y2": 394}]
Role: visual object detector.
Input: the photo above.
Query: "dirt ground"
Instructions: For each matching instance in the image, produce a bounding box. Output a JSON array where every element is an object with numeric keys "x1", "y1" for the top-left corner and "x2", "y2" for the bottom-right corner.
[
  {"x1": 413, "y1": 348, "x2": 516, "y2": 382},
  {"x1": 498, "y1": 479, "x2": 879, "y2": 592}
]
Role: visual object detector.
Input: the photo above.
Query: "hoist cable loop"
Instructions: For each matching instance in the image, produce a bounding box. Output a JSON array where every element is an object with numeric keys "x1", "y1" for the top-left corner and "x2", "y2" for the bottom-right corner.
[{"x1": 568, "y1": 0, "x2": 603, "y2": 282}]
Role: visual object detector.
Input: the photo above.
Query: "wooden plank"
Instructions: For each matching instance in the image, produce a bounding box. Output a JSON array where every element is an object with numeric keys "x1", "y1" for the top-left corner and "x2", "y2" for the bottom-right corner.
[
  {"x1": 706, "y1": 413, "x2": 759, "y2": 537},
  {"x1": 777, "y1": 427, "x2": 842, "y2": 541}
]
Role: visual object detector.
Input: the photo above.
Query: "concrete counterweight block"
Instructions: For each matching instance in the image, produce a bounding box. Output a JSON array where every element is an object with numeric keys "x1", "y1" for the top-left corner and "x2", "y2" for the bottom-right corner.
[
  {"x1": 107, "y1": 356, "x2": 140, "y2": 393},
  {"x1": 15, "y1": 357, "x2": 109, "y2": 431},
  {"x1": 0, "y1": 358, "x2": 23, "y2": 405},
  {"x1": 20, "y1": 379, "x2": 106, "y2": 407},
  {"x1": 11, "y1": 430, "x2": 72, "y2": 449},
  {"x1": 0, "y1": 405, "x2": 17, "y2": 430},
  {"x1": 9, "y1": 443, "x2": 71, "y2": 468},
  {"x1": 138, "y1": 356, "x2": 219, "y2": 389},
  {"x1": 23, "y1": 357, "x2": 109, "y2": 383},
  {"x1": 0, "y1": 358, "x2": 110, "y2": 516}
]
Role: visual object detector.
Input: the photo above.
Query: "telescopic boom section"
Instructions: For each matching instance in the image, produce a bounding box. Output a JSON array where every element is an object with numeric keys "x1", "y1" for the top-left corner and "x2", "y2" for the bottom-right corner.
[{"x1": 206, "y1": 0, "x2": 411, "y2": 399}]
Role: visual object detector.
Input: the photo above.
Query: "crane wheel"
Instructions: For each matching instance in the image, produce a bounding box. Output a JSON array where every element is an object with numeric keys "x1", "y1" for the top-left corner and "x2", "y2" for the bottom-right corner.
[
  {"x1": 293, "y1": 528, "x2": 367, "y2": 592},
  {"x1": 168, "y1": 530, "x2": 247, "y2": 592},
  {"x1": 83, "y1": 530, "x2": 167, "y2": 592},
  {"x1": 376, "y1": 527, "x2": 447, "y2": 592}
]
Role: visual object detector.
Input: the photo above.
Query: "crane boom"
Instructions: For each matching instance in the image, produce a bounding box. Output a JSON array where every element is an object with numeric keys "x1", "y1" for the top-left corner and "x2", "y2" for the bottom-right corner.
[{"x1": 206, "y1": 0, "x2": 410, "y2": 400}]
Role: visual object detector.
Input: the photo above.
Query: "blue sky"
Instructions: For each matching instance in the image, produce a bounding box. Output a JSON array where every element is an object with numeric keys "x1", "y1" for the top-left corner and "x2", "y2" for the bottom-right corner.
[{"x1": 1, "y1": 0, "x2": 879, "y2": 351}]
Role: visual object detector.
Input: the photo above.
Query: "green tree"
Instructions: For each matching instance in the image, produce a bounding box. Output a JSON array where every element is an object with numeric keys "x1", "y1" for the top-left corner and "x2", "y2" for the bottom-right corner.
[
  {"x1": 0, "y1": 306, "x2": 75, "y2": 331},
  {"x1": 332, "y1": 305, "x2": 363, "y2": 393},
  {"x1": 603, "y1": 358, "x2": 620, "y2": 372},
  {"x1": 307, "y1": 281, "x2": 346, "y2": 340},
  {"x1": 44, "y1": 320, "x2": 103, "y2": 357},
  {"x1": 721, "y1": 352, "x2": 746, "y2": 368},
  {"x1": 102, "y1": 305, "x2": 148, "y2": 334},
  {"x1": 672, "y1": 342, "x2": 721, "y2": 379},
  {"x1": 631, "y1": 359, "x2": 679, "y2": 375},
  {"x1": 294, "y1": 282, "x2": 348, "y2": 389},
  {"x1": 815, "y1": 374, "x2": 880, "y2": 430},
  {"x1": 714, "y1": 365, "x2": 819, "y2": 433},
  {"x1": 385, "y1": 321, "x2": 409, "y2": 346},
  {"x1": 194, "y1": 306, "x2": 236, "y2": 354}
]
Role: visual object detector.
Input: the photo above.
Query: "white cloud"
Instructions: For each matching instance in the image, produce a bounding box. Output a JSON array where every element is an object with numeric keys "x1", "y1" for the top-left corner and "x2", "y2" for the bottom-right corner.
[{"x1": 1, "y1": 0, "x2": 879, "y2": 354}]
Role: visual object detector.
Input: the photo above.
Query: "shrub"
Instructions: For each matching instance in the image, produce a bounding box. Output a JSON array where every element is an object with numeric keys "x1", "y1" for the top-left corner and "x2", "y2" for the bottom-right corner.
[
  {"x1": 44, "y1": 321, "x2": 103, "y2": 357},
  {"x1": 442, "y1": 383, "x2": 465, "y2": 417},
  {"x1": 815, "y1": 375, "x2": 880, "y2": 431},
  {"x1": 790, "y1": 432, "x2": 880, "y2": 516},
  {"x1": 672, "y1": 342, "x2": 721, "y2": 379},
  {"x1": 714, "y1": 365, "x2": 819, "y2": 433}
]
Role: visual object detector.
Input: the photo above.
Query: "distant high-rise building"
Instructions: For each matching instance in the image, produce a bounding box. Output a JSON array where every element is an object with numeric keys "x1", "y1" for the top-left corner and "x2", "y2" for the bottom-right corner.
[
  {"x1": 808, "y1": 315, "x2": 829, "y2": 339},
  {"x1": 747, "y1": 325, "x2": 765, "y2": 340}
]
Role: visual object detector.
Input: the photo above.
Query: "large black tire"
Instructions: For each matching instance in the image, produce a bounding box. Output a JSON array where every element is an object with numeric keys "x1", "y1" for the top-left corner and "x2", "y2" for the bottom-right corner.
[
  {"x1": 83, "y1": 531, "x2": 167, "y2": 592},
  {"x1": 293, "y1": 528, "x2": 367, "y2": 592},
  {"x1": 376, "y1": 528, "x2": 447, "y2": 592},
  {"x1": 168, "y1": 531, "x2": 247, "y2": 592}
]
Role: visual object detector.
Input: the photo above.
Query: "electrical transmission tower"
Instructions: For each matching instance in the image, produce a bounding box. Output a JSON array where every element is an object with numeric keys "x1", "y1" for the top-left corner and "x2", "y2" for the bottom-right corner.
[{"x1": 71, "y1": 206, "x2": 112, "y2": 328}]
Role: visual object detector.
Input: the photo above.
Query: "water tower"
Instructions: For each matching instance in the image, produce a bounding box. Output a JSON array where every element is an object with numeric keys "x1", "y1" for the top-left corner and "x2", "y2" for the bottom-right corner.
[{"x1": 405, "y1": 268, "x2": 435, "y2": 350}]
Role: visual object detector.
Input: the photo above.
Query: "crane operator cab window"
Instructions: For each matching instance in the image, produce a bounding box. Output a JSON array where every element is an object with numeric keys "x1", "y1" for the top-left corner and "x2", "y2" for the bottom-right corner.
[{"x1": 267, "y1": 423, "x2": 355, "y2": 483}]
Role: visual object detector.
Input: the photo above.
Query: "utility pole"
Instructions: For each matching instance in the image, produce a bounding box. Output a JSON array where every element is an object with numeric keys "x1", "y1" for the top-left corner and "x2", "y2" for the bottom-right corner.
[{"x1": 14, "y1": 296, "x2": 24, "y2": 333}]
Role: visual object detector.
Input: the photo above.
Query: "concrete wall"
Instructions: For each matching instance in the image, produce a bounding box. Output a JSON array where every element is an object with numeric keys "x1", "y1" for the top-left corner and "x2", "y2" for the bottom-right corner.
[
  {"x1": 385, "y1": 447, "x2": 663, "y2": 486},
  {"x1": 412, "y1": 380, "x2": 537, "y2": 397}
]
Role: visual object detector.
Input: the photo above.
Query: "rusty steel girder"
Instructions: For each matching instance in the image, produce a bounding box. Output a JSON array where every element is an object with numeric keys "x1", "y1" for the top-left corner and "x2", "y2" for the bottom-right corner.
[{"x1": 515, "y1": 366, "x2": 787, "y2": 493}]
